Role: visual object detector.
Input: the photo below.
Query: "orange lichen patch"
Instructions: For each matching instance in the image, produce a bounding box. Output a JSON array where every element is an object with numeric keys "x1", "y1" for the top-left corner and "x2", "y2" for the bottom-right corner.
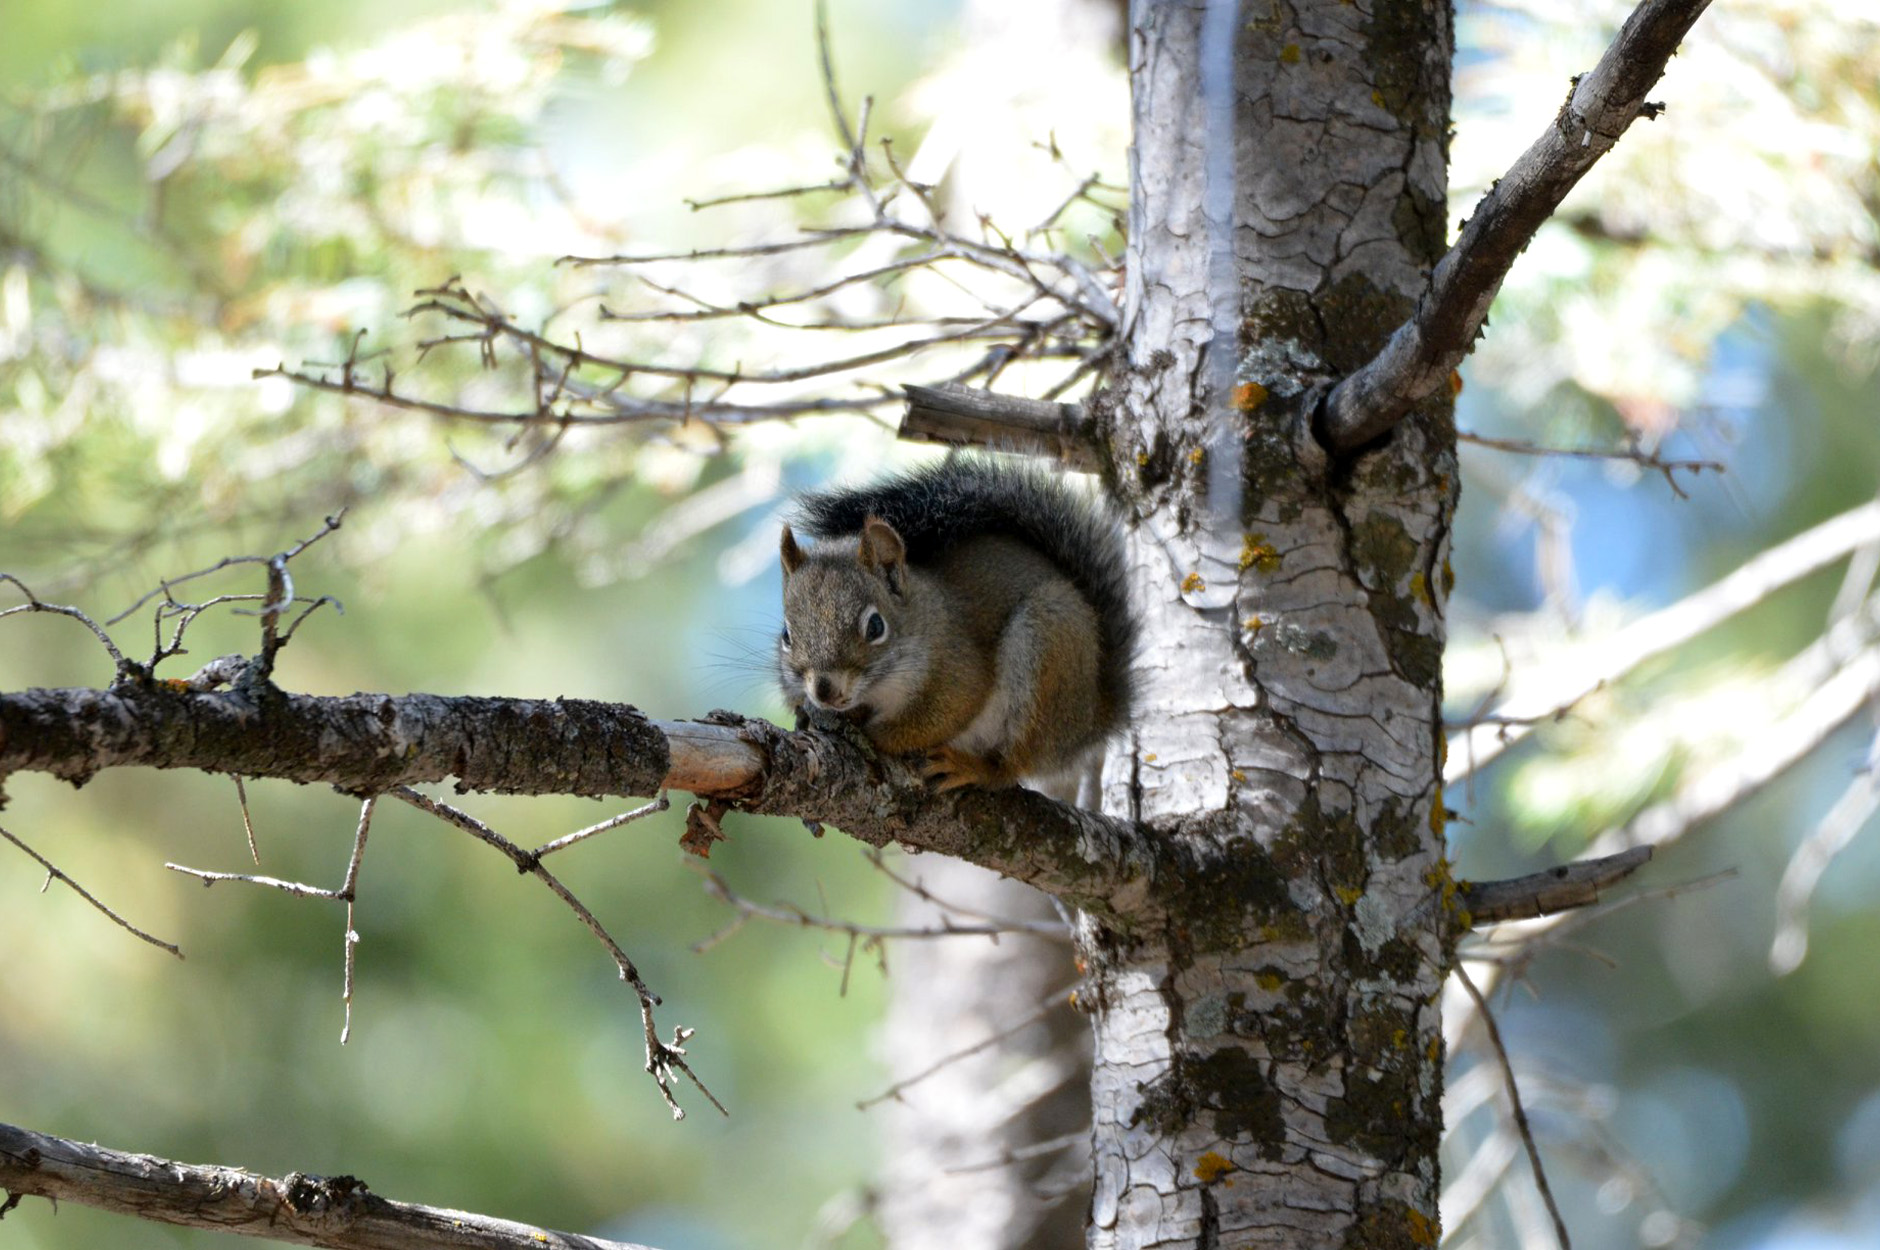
[
  {"x1": 1243, "y1": 615, "x2": 1266, "y2": 634},
  {"x1": 1143, "y1": 752, "x2": 1159, "y2": 763},
  {"x1": 1230, "y1": 769, "x2": 1247, "y2": 783},
  {"x1": 1232, "y1": 381, "x2": 1268, "y2": 410},
  {"x1": 1137, "y1": 451, "x2": 1150, "y2": 467},
  {"x1": 1181, "y1": 571, "x2": 1206, "y2": 594},
  {"x1": 1428, "y1": 787, "x2": 1445, "y2": 836},
  {"x1": 1239, "y1": 534, "x2": 1281, "y2": 573},
  {"x1": 158, "y1": 678, "x2": 191, "y2": 693},
  {"x1": 1334, "y1": 885, "x2": 1363, "y2": 906},
  {"x1": 1254, "y1": 971, "x2": 1284, "y2": 991},
  {"x1": 1409, "y1": 570, "x2": 1432, "y2": 606},
  {"x1": 1194, "y1": 1151, "x2": 1238, "y2": 1185},
  {"x1": 1279, "y1": 43, "x2": 1301, "y2": 63},
  {"x1": 1447, "y1": 369, "x2": 1464, "y2": 396},
  {"x1": 1407, "y1": 1207, "x2": 1440, "y2": 1247},
  {"x1": 1188, "y1": 446, "x2": 1207, "y2": 467}
]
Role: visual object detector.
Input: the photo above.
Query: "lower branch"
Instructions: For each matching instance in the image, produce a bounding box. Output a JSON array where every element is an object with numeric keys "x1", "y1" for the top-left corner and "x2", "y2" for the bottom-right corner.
[{"x1": 0, "y1": 1120, "x2": 659, "y2": 1250}]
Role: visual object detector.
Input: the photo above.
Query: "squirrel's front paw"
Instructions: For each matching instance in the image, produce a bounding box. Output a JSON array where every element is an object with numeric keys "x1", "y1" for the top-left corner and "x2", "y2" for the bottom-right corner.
[{"x1": 920, "y1": 746, "x2": 1003, "y2": 792}]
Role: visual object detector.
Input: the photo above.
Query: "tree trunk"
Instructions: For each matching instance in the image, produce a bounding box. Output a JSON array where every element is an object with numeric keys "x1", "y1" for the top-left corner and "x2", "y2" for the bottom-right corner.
[{"x1": 1085, "y1": 2, "x2": 1457, "y2": 1244}]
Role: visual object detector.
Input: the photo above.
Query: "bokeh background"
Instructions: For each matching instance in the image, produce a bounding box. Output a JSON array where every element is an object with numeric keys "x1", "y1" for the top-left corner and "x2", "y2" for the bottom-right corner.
[{"x1": 1, "y1": 2, "x2": 1877, "y2": 1247}]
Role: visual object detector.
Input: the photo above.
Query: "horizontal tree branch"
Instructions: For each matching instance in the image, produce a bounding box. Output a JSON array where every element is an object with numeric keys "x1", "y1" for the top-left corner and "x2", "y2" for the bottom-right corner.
[
  {"x1": 0, "y1": 685, "x2": 1156, "y2": 915},
  {"x1": 0, "y1": 683, "x2": 672, "y2": 799},
  {"x1": 0, "y1": 1120, "x2": 657, "y2": 1250},
  {"x1": 1458, "y1": 846, "x2": 1653, "y2": 927},
  {"x1": 899, "y1": 383, "x2": 1102, "y2": 470},
  {"x1": 1318, "y1": 0, "x2": 1714, "y2": 450}
]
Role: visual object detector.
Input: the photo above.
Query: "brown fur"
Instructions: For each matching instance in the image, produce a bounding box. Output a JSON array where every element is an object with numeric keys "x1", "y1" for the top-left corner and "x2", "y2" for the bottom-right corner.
[{"x1": 779, "y1": 522, "x2": 1111, "y2": 790}]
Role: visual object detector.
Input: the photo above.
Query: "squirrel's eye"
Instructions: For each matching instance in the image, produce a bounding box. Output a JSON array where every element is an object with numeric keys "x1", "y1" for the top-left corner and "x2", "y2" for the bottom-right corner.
[
  {"x1": 780, "y1": 625, "x2": 792, "y2": 649},
  {"x1": 863, "y1": 608, "x2": 887, "y2": 643}
]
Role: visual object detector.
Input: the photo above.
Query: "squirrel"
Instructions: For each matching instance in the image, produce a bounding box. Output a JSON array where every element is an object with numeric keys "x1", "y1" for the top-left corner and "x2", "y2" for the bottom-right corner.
[{"x1": 777, "y1": 458, "x2": 1135, "y2": 790}]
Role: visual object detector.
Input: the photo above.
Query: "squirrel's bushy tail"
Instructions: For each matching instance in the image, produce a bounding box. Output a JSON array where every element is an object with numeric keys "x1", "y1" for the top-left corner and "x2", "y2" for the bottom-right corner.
[{"x1": 793, "y1": 457, "x2": 1137, "y2": 729}]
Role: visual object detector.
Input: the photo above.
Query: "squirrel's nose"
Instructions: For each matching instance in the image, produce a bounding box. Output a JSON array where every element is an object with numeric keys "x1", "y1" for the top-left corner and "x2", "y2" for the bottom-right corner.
[{"x1": 812, "y1": 675, "x2": 839, "y2": 705}]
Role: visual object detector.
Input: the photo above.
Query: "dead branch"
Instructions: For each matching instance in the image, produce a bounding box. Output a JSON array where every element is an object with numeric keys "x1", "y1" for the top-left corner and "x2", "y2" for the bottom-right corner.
[
  {"x1": 899, "y1": 383, "x2": 1102, "y2": 470},
  {"x1": 1318, "y1": 0, "x2": 1715, "y2": 450},
  {"x1": 1459, "y1": 846, "x2": 1653, "y2": 927},
  {"x1": 0, "y1": 824, "x2": 181, "y2": 957},
  {"x1": 0, "y1": 1120, "x2": 660, "y2": 1250}
]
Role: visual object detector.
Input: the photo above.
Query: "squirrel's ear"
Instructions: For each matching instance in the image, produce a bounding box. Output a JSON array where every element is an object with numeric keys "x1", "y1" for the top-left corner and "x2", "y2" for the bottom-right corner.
[
  {"x1": 780, "y1": 524, "x2": 805, "y2": 576},
  {"x1": 858, "y1": 516, "x2": 907, "y2": 592}
]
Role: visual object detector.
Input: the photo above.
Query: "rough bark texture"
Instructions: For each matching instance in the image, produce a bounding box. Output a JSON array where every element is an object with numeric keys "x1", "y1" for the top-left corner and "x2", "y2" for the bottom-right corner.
[
  {"x1": 0, "y1": 682, "x2": 671, "y2": 798},
  {"x1": 1083, "y1": 2, "x2": 1457, "y2": 1245},
  {"x1": 0, "y1": 1121, "x2": 653, "y2": 1250}
]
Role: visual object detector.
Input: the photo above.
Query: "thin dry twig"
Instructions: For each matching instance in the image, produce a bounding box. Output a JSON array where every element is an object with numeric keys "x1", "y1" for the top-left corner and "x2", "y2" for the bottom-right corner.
[
  {"x1": 944, "y1": 1129, "x2": 1090, "y2": 1176},
  {"x1": 231, "y1": 774, "x2": 261, "y2": 865},
  {"x1": 696, "y1": 864, "x2": 1065, "y2": 946},
  {"x1": 107, "y1": 512, "x2": 345, "y2": 627},
  {"x1": 389, "y1": 786, "x2": 725, "y2": 1120},
  {"x1": 865, "y1": 848, "x2": 1071, "y2": 936},
  {"x1": 0, "y1": 574, "x2": 130, "y2": 671},
  {"x1": 856, "y1": 983, "x2": 1076, "y2": 1111},
  {"x1": 339, "y1": 797, "x2": 375, "y2": 1043},
  {"x1": 1455, "y1": 963, "x2": 1572, "y2": 1250},
  {"x1": 529, "y1": 795, "x2": 671, "y2": 859},
  {"x1": 1, "y1": 824, "x2": 181, "y2": 958},
  {"x1": 1457, "y1": 428, "x2": 1723, "y2": 498}
]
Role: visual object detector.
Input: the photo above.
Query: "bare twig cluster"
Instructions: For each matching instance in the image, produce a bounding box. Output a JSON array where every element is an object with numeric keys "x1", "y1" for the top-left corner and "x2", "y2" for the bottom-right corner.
[{"x1": 256, "y1": 17, "x2": 1124, "y2": 447}]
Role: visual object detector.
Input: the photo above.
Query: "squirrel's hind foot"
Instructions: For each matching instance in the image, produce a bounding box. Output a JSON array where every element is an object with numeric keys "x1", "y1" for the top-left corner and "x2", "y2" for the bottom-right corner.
[{"x1": 920, "y1": 746, "x2": 1012, "y2": 792}]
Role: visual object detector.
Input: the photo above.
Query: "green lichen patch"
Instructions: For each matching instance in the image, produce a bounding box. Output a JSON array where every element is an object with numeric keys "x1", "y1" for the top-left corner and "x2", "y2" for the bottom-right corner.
[
  {"x1": 1325, "y1": 1067, "x2": 1424, "y2": 1164},
  {"x1": 1371, "y1": 797, "x2": 1422, "y2": 861},
  {"x1": 1361, "y1": 0, "x2": 1451, "y2": 149},
  {"x1": 1348, "y1": 512, "x2": 1442, "y2": 688},
  {"x1": 1347, "y1": 1002, "x2": 1419, "y2": 1069},
  {"x1": 1315, "y1": 272, "x2": 1416, "y2": 375},
  {"x1": 1343, "y1": 1198, "x2": 1441, "y2": 1250},
  {"x1": 1367, "y1": 936, "x2": 1426, "y2": 985},
  {"x1": 1272, "y1": 793, "x2": 1368, "y2": 897},
  {"x1": 1133, "y1": 1046, "x2": 1287, "y2": 1160}
]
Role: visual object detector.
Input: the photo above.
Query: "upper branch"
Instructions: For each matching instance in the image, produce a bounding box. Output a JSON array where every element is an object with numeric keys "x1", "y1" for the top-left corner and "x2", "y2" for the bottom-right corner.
[{"x1": 1317, "y1": 0, "x2": 1714, "y2": 451}]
